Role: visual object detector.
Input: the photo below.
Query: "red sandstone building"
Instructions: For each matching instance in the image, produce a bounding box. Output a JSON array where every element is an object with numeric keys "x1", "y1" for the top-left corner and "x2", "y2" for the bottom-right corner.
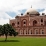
[{"x1": 10, "y1": 7, "x2": 46, "y2": 36}]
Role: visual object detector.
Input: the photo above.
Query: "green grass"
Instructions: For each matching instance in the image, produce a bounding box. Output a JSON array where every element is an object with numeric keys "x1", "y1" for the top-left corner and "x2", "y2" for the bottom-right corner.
[{"x1": 0, "y1": 37, "x2": 46, "y2": 46}]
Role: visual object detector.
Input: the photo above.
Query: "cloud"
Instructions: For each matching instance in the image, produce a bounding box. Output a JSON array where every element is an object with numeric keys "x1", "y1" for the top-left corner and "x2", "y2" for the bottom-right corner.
[
  {"x1": 40, "y1": 9, "x2": 46, "y2": 15},
  {"x1": 0, "y1": 0, "x2": 46, "y2": 25},
  {"x1": 0, "y1": 12, "x2": 12, "y2": 19},
  {"x1": 0, "y1": 11, "x2": 13, "y2": 25},
  {"x1": 0, "y1": 18, "x2": 9, "y2": 25}
]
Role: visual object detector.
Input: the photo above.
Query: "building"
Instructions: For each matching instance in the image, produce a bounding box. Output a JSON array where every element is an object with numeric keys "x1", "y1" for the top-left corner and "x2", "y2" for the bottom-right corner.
[{"x1": 10, "y1": 7, "x2": 46, "y2": 37}]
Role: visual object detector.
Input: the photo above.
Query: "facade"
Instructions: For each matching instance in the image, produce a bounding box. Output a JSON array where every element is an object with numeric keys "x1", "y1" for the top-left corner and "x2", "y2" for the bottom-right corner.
[{"x1": 10, "y1": 7, "x2": 46, "y2": 36}]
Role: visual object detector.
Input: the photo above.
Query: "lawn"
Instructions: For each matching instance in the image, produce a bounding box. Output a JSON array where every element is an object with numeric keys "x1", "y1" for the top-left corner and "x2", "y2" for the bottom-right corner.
[{"x1": 0, "y1": 37, "x2": 46, "y2": 46}]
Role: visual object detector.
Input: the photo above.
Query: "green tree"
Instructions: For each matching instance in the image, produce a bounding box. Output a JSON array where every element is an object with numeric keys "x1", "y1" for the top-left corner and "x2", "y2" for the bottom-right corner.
[
  {"x1": 0, "y1": 25, "x2": 3, "y2": 36},
  {"x1": 2, "y1": 24, "x2": 18, "y2": 41}
]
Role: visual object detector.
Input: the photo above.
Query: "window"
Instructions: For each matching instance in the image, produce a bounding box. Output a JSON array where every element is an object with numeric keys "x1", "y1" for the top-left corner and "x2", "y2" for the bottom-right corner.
[
  {"x1": 35, "y1": 30, "x2": 38, "y2": 34},
  {"x1": 21, "y1": 31, "x2": 22, "y2": 34},
  {"x1": 12, "y1": 23, "x2": 15, "y2": 26},
  {"x1": 41, "y1": 30, "x2": 44, "y2": 34},
  {"x1": 28, "y1": 30, "x2": 29, "y2": 34},
  {"x1": 26, "y1": 31, "x2": 27, "y2": 34},
  {"x1": 33, "y1": 20, "x2": 37, "y2": 24},
  {"x1": 36, "y1": 30, "x2": 38, "y2": 34},
  {"x1": 31, "y1": 30, "x2": 32, "y2": 34},
  {"x1": 35, "y1": 21, "x2": 37, "y2": 24},
  {"x1": 33, "y1": 20, "x2": 37, "y2": 26},
  {"x1": 21, "y1": 13, "x2": 23, "y2": 15},
  {"x1": 42, "y1": 30, "x2": 44, "y2": 34},
  {"x1": 41, "y1": 24, "x2": 43, "y2": 26},
  {"x1": 42, "y1": 13, "x2": 45, "y2": 15},
  {"x1": 42, "y1": 32, "x2": 44, "y2": 34},
  {"x1": 24, "y1": 22, "x2": 26, "y2": 24},
  {"x1": 22, "y1": 19, "x2": 27, "y2": 26},
  {"x1": 17, "y1": 22, "x2": 19, "y2": 25},
  {"x1": 23, "y1": 30, "x2": 24, "y2": 34},
  {"x1": 41, "y1": 19, "x2": 43, "y2": 22},
  {"x1": 44, "y1": 21, "x2": 46, "y2": 25},
  {"x1": 18, "y1": 26, "x2": 19, "y2": 27},
  {"x1": 27, "y1": 12, "x2": 29, "y2": 14}
]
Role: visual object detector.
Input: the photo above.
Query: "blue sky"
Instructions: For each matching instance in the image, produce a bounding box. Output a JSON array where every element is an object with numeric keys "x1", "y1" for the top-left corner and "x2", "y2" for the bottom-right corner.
[
  {"x1": 6, "y1": 9, "x2": 45, "y2": 17},
  {"x1": 6, "y1": 12, "x2": 16, "y2": 17},
  {"x1": 0, "y1": 0, "x2": 46, "y2": 25}
]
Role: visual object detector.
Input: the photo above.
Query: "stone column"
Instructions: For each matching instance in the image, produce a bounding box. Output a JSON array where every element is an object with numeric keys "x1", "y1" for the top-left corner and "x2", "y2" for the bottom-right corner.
[
  {"x1": 24, "y1": 30, "x2": 26, "y2": 35},
  {"x1": 27, "y1": 28, "x2": 28, "y2": 35},
  {"x1": 29, "y1": 30, "x2": 31, "y2": 35},
  {"x1": 19, "y1": 30, "x2": 21, "y2": 35}
]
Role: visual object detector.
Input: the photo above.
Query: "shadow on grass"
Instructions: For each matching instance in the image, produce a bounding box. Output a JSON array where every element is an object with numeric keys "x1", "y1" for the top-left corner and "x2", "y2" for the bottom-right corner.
[{"x1": 0, "y1": 40, "x2": 20, "y2": 42}]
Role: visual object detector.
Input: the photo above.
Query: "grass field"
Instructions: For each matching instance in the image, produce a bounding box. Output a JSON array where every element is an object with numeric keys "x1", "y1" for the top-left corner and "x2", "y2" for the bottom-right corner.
[{"x1": 0, "y1": 37, "x2": 46, "y2": 46}]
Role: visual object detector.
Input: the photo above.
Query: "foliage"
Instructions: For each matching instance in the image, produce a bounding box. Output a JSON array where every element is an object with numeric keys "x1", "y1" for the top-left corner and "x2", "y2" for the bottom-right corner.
[
  {"x1": 0, "y1": 25, "x2": 3, "y2": 36},
  {"x1": 0, "y1": 24, "x2": 18, "y2": 41}
]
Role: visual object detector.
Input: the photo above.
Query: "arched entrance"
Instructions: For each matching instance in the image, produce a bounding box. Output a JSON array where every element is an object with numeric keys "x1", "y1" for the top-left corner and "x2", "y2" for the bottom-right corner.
[
  {"x1": 33, "y1": 20, "x2": 37, "y2": 26},
  {"x1": 21, "y1": 19, "x2": 27, "y2": 27}
]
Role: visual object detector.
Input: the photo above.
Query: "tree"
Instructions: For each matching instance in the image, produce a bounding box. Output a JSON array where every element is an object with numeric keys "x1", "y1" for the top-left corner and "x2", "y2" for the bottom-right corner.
[
  {"x1": 0, "y1": 25, "x2": 3, "y2": 36},
  {"x1": 1, "y1": 24, "x2": 18, "y2": 41}
]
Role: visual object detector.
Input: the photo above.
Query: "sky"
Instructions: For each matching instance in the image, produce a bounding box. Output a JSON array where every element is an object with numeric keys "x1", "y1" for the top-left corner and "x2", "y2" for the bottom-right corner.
[{"x1": 0, "y1": 0, "x2": 46, "y2": 25}]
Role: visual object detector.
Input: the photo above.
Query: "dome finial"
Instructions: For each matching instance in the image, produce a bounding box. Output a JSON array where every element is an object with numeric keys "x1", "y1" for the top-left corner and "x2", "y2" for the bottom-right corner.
[{"x1": 31, "y1": 5, "x2": 32, "y2": 8}]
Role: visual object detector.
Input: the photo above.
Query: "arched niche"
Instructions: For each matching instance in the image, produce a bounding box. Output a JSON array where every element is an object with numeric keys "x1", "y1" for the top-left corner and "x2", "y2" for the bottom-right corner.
[
  {"x1": 21, "y1": 19, "x2": 27, "y2": 26},
  {"x1": 12, "y1": 23, "x2": 15, "y2": 26},
  {"x1": 33, "y1": 20, "x2": 37, "y2": 26}
]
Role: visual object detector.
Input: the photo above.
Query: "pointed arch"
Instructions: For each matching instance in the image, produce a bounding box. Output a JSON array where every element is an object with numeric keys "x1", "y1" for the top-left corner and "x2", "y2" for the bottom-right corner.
[{"x1": 33, "y1": 20, "x2": 37, "y2": 26}]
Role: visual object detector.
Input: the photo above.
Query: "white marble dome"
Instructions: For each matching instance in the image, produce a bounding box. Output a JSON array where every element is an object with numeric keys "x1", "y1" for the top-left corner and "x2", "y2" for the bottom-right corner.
[{"x1": 24, "y1": 8, "x2": 39, "y2": 15}]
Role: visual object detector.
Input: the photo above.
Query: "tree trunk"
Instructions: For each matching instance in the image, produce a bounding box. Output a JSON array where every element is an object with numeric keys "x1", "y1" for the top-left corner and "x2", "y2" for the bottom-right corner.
[{"x1": 5, "y1": 35, "x2": 7, "y2": 41}]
